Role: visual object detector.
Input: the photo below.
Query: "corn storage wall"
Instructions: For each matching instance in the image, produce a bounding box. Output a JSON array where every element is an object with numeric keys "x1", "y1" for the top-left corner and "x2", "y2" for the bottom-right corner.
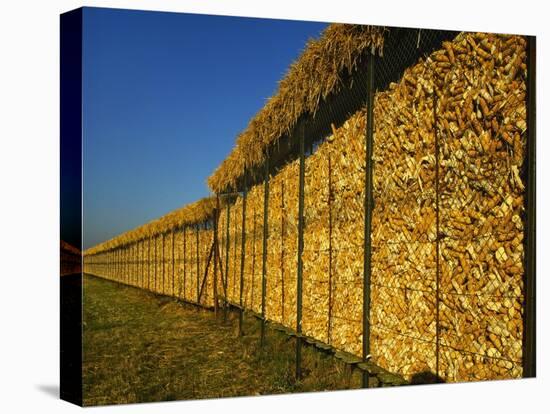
[{"x1": 84, "y1": 28, "x2": 533, "y2": 385}]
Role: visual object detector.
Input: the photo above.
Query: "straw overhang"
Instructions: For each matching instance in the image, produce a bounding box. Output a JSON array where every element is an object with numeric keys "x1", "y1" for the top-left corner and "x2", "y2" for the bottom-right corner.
[
  {"x1": 84, "y1": 197, "x2": 218, "y2": 256},
  {"x1": 207, "y1": 24, "x2": 385, "y2": 193}
]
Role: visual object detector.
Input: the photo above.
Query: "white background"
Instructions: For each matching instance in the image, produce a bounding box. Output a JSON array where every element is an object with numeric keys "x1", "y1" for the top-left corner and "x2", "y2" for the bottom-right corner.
[{"x1": 0, "y1": 0, "x2": 547, "y2": 412}]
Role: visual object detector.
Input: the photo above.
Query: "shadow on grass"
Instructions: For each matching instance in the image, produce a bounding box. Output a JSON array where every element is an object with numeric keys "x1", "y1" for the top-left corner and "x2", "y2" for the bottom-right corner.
[{"x1": 36, "y1": 384, "x2": 59, "y2": 399}]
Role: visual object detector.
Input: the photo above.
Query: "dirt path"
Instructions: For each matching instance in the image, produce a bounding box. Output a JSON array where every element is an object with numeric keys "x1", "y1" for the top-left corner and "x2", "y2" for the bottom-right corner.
[{"x1": 83, "y1": 274, "x2": 363, "y2": 405}]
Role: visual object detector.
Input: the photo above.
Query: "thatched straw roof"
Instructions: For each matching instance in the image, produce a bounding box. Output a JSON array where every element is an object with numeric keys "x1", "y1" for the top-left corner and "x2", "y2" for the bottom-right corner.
[
  {"x1": 207, "y1": 24, "x2": 385, "y2": 193},
  {"x1": 84, "y1": 197, "x2": 217, "y2": 256}
]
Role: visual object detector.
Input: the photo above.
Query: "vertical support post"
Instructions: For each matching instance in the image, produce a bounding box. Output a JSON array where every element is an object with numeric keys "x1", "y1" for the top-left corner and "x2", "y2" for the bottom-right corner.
[
  {"x1": 239, "y1": 174, "x2": 248, "y2": 336},
  {"x1": 434, "y1": 89, "x2": 441, "y2": 379},
  {"x1": 523, "y1": 35, "x2": 536, "y2": 378},
  {"x1": 172, "y1": 227, "x2": 175, "y2": 297},
  {"x1": 137, "y1": 240, "x2": 140, "y2": 287},
  {"x1": 126, "y1": 245, "x2": 129, "y2": 284},
  {"x1": 232, "y1": 206, "x2": 238, "y2": 299},
  {"x1": 184, "y1": 224, "x2": 187, "y2": 300},
  {"x1": 135, "y1": 242, "x2": 138, "y2": 286},
  {"x1": 328, "y1": 153, "x2": 333, "y2": 344},
  {"x1": 362, "y1": 54, "x2": 375, "y2": 388},
  {"x1": 214, "y1": 196, "x2": 220, "y2": 314},
  {"x1": 135, "y1": 242, "x2": 137, "y2": 286},
  {"x1": 129, "y1": 243, "x2": 132, "y2": 285},
  {"x1": 125, "y1": 244, "x2": 128, "y2": 285},
  {"x1": 161, "y1": 232, "x2": 165, "y2": 295},
  {"x1": 251, "y1": 204, "x2": 257, "y2": 312},
  {"x1": 296, "y1": 119, "x2": 306, "y2": 380},
  {"x1": 138, "y1": 241, "x2": 140, "y2": 287},
  {"x1": 131, "y1": 243, "x2": 134, "y2": 285},
  {"x1": 196, "y1": 224, "x2": 200, "y2": 303},
  {"x1": 261, "y1": 150, "x2": 270, "y2": 346},
  {"x1": 281, "y1": 181, "x2": 285, "y2": 324},
  {"x1": 134, "y1": 243, "x2": 136, "y2": 285},
  {"x1": 154, "y1": 235, "x2": 158, "y2": 293},
  {"x1": 183, "y1": 225, "x2": 187, "y2": 300},
  {"x1": 224, "y1": 201, "x2": 231, "y2": 320},
  {"x1": 120, "y1": 246, "x2": 123, "y2": 283},
  {"x1": 148, "y1": 235, "x2": 151, "y2": 291}
]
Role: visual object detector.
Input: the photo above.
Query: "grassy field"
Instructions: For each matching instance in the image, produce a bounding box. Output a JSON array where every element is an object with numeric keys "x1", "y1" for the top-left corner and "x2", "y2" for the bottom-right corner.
[{"x1": 83, "y1": 274, "x2": 368, "y2": 406}]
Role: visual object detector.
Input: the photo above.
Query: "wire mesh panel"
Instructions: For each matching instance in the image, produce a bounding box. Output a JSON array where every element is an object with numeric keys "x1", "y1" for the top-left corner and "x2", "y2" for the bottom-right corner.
[
  {"x1": 229, "y1": 198, "x2": 243, "y2": 305},
  {"x1": 134, "y1": 242, "x2": 139, "y2": 287},
  {"x1": 182, "y1": 228, "x2": 190, "y2": 301},
  {"x1": 243, "y1": 185, "x2": 264, "y2": 314},
  {"x1": 202, "y1": 224, "x2": 215, "y2": 307},
  {"x1": 186, "y1": 229, "x2": 198, "y2": 302},
  {"x1": 173, "y1": 228, "x2": 183, "y2": 299},
  {"x1": 166, "y1": 230, "x2": 174, "y2": 297},
  {"x1": 218, "y1": 205, "x2": 230, "y2": 305},
  {"x1": 266, "y1": 161, "x2": 298, "y2": 328},
  {"x1": 146, "y1": 238, "x2": 152, "y2": 292},
  {"x1": 302, "y1": 138, "x2": 331, "y2": 344},
  {"x1": 371, "y1": 52, "x2": 438, "y2": 378},
  {"x1": 266, "y1": 168, "x2": 285, "y2": 324},
  {"x1": 435, "y1": 32, "x2": 527, "y2": 381}
]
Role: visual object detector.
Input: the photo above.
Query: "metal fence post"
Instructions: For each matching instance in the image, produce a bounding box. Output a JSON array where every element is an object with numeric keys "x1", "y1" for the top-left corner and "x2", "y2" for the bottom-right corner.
[
  {"x1": 141, "y1": 239, "x2": 145, "y2": 289},
  {"x1": 296, "y1": 119, "x2": 306, "y2": 380},
  {"x1": 133, "y1": 244, "x2": 135, "y2": 285},
  {"x1": 281, "y1": 181, "x2": 285, "y2": 324},
  {"x1": 130, "y1": 243, "x2": 134, "y2": 285},
  {"x1": 328, "y1": 153, "x2": 333, "y2": 344},
  {"x1": 214, "y1": 196, "x2": 220, "y2": 314},
  {"x1": 154, "y1": 235, "x2": 158, "y2": 292},
  {"x1": 224, "y1": 202, "x2": 231, "y2": 320},
  {"x1": 172, "y1": 227, "x2": 175, "y2": 297},
  {"x1": 239, "y1": 174, "x2": 248, "y2": 336},
  {"x1": 196, "y1": 223, "x2": 200, "y2": 303},
  {"x1": 130, "y1": 243, "x2": 133, "y2": 285},
  {"x1": 433, "y1": 83, "x2": 442, "y2": 379},
  {"x1": 261, "y1": 149, "x2": 270, "y2": 346},
  {"x1": 523, "y1": 35, "x2": 536, "y2": 378},
  {"x1": 162, "y1": 232, "x2": 166, "y2": 295},
  {"x1": 251, "y1": 203, "x2": 257, "y2": 312},
  {"x1": 183, "y1": 224, "x2": 187, "y2": 300},
  {"x1": 137, "y1": 240, "x2": 140, "y2": 287},
  {"x1": 148, "y1": 236, "x2": 151, "y2": 291},
  {"x1": 362, "y1": 54, "x2": 375, "y2": 388},
  {"x1": 132, "y1": 243, "x2": 135, "y2": 285},
  {"x1": 125, "y1": 244, "x2": 129, "y2": 285}
]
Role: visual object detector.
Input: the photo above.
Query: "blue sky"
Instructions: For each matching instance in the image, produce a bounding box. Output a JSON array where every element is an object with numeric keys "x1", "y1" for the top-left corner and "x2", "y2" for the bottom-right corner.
[{"x1": 82, "y1": 7, "x2": 327, "y2": 249}]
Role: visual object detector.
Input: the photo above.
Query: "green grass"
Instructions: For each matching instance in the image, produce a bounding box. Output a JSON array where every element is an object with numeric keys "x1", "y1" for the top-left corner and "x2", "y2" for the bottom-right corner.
[{"x1": 83, "y1": 274, "x2": 367, "y2": 406}]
